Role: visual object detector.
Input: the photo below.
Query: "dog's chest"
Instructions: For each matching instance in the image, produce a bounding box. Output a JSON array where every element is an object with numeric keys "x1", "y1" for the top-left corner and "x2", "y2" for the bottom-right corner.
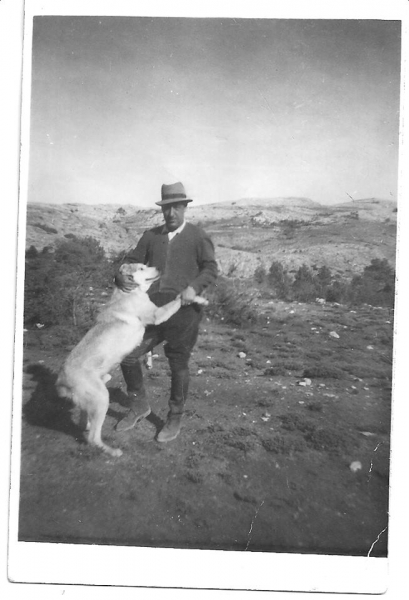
[{"x1": 101, "y1": 290, "x2": 156, "y2": 324}]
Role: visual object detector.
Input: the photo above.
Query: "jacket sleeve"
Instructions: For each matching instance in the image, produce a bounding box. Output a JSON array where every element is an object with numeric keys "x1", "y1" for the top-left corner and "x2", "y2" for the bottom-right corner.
[
  {"x1": 189, "y1": 232, "x2": 218, "y2": 294},
  {"x1": 122, "y1": 231, "x2": 151, "y2": 264}
]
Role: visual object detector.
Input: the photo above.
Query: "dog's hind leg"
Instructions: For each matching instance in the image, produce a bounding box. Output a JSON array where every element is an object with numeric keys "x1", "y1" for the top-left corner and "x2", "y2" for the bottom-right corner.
[
  {"x1": 78, "y1": 409, "x2": 90, "y2": 432},
  {"x1": 85, "y1": 382, "x2": 123, "y2": 457}
]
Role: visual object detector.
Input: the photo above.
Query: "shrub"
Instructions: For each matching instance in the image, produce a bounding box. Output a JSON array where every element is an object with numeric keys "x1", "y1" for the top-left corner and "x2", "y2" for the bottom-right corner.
[
  {"x1": 25, "y1": 245, "x2": 38, "y2": 258},
  {"x1": 315, "y1": 265, "x2": 332, "y2": 293},
  {"x1": 260, "y1": 258, "x2": 395, "y2": 308},
  {"x1": 280, "y1": 219, "x2": 300, "y2": 239},
  {"x1": 303, "y1": 365, "x2": 345, "y2": 379},
  {"x1": 303, "y1": 427, "x2": 349, "y2": 453},
  {"x1": 267, "y1": 261, "x2": 292, "y2": 300},
  {"x1": 254, "y1": 264, "x2": 267, "y2": 284},
  {"x1": 364, "y1": 258, "x2": 394, "y2": 281},
  {"x1": 24, "y1": 236, "x2": 113, "y2": 328},
  {"x1": 206, "y1": 277, "x2": 260, "y2": 327},
  {"x1": 264, "y1": 366, "x2": 287, "y2": 377},
  {"x1": 325, "y1": 280, "x2": 347, "y2": 303},
  {"x1": 54, "y1": 236, "x2": 106, "y2": 270},
  {"x1": 292, "y1": 264, "x2": 318, "y2": 302},
  {"x1": 348, "y1": 259, "x2": 395, "y2": 307},
  {"x1": 279, "y1": 414, "x2": 316, "y2": 434}
]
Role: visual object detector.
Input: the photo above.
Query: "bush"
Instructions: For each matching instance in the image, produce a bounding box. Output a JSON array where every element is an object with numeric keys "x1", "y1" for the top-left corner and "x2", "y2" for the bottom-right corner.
[
  {"x1": 292, "y1": 264, "x2": 317, "y2": 302},
  {"x1": 256, "y1": 258, "x2": 395, "y2": 308},
  {"x1": 24, "y1": 236, "x2": 113, "y2": 328},
  {"x1": 268, "y1": 261, "x2": 292, "y2": 300},
  {"x1": 325, "y1": 280, "x2": 346, "y2": 303},
  {"x1": 280, "y1": 219, "x2": 301, "y2": 239},
  {"x1": 25, "y1": 245, "x2": 38, "y2": 259},
  {"x1": 206, "y1": 277, "x2": 260, "y2": 327},
  {"x1": 314, "y1": 265, "x2": 332, "y2": 290},
  {"x1": 348, "y1": 259, "x2": 395, "y2": 307},
  {"x1": 254, "y1": 264, "x2": 267, "y2": 284}
]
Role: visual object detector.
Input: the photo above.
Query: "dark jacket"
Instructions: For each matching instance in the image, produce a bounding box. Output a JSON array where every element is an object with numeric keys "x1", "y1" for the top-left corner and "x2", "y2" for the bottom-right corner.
[{"x1": 124, "y1": 222, "x2": 218, "y2": 297}]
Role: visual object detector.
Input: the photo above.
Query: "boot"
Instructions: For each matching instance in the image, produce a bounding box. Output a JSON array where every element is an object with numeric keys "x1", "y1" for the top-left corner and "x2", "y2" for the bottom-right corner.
[
  {"x1": 157, "y1": 413, "x2": 182, "y2": 443},
  {"x1": 157, "y1": 368, "x2": 188, "y2": 443},
  {"x1": 116, "y1": 362, "x2": 151, "y2": 432}
]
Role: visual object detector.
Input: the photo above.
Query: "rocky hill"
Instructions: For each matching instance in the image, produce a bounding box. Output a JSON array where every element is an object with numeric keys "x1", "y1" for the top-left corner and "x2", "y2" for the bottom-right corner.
[{"x1": 25, "y1": 197, "x2": 397, "y2": 279}]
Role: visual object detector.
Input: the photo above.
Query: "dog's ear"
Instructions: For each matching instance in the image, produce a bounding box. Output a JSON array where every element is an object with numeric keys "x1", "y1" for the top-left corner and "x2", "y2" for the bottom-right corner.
[{"x1": 119, "y1": 263, "x2": 136, "y2": 276}]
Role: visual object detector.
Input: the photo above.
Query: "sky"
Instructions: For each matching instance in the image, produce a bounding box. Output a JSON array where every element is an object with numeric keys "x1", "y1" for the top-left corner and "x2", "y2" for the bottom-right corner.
[{"x1": 27, "y1": 16, "x2": 402, "y2": 207}]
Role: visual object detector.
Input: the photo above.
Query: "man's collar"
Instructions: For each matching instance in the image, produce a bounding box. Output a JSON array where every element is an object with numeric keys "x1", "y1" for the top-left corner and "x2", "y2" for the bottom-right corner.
[{"x1": 162, "y1": 220, "x2": 187, "y2": 236}]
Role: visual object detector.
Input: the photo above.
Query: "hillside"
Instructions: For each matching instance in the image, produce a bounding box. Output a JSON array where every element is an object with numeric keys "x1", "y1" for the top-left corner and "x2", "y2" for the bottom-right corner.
[{"x1": 25, "y1": 197, "x2": 397, "y2": 279}]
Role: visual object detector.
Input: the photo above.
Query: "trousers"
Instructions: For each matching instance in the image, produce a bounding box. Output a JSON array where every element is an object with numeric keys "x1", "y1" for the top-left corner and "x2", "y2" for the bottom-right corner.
[
  {"x1": 121, "y1": 297, "x2": 202, "y2": 370},
  {"x1": 121, "y1": 294, "x2": 202, "y2": 413}
]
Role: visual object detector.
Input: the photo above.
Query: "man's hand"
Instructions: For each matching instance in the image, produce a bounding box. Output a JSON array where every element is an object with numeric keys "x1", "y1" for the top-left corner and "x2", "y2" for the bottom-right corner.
[
  {"x1": 114, "y1": 271, "x2": 137, "y2": 293},
  {"x1": 180, "y1": 286, "x2": 197, "y2": 306}
]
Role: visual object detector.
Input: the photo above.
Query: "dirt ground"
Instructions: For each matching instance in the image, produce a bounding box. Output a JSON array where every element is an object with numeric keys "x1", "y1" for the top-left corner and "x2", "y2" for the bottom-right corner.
[{"x1": 18, "y1": 299, "x2": 392, "y2": 556}]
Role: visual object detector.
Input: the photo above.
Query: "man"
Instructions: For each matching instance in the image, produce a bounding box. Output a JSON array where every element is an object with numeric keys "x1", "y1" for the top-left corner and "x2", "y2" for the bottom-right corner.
[{"x1": 115, "y1": 182, "x2": 218, "y2": 442}]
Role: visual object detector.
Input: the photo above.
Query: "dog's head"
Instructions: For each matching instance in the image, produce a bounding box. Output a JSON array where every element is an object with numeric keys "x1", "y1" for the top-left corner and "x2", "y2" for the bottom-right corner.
[{"x1": 119, "y1": 263, "x2": 160, "y2": 293}]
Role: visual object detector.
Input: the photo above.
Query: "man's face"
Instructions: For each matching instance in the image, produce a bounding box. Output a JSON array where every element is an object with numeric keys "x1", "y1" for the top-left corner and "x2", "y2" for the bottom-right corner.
[{"x1": 161, "y1": 202, "x2": 187, "y2": 232}]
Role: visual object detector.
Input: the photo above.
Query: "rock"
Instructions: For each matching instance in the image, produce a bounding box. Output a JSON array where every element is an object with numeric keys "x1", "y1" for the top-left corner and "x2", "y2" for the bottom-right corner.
[
  {"x1": 349, "y1": 461, "x2": 362, "y2": 473},
  {"x1": 329, "y1": 331, "x2": 340, "y2": 339},
  {"x1": 366, "y1": 345, "x2": 374, "y2": 350},
  {"x1": 298, "y1": 378, "x2": 312, "y2": 386},
  {"x1": 238, "y1": 352, "x2": 247, "y2": 359}
]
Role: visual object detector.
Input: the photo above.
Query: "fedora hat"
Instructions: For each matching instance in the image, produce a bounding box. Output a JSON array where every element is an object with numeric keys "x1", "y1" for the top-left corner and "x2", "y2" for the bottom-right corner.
[{"x1": 155, "y1": 182, "x2": 193, "y2": 206}]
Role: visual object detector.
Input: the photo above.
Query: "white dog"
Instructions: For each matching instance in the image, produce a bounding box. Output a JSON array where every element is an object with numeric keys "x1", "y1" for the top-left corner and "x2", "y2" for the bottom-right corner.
[{"x1": 56, "y1": 263, "x2": 207, "y2": 457}]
